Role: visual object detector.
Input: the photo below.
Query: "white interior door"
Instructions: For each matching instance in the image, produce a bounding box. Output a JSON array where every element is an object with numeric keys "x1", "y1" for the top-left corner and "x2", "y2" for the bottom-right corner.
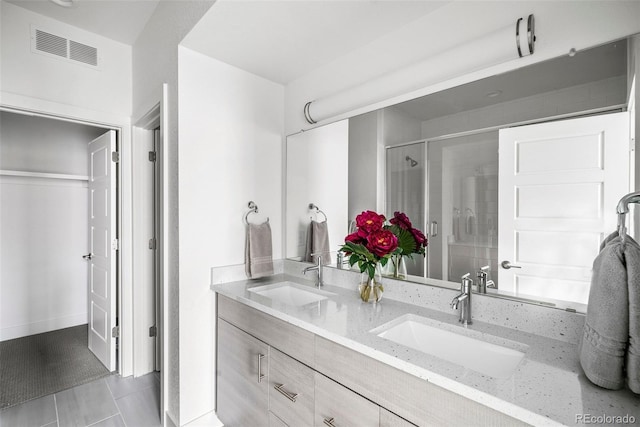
[
  {"x1": 498, "y1": 112, "x2": 630, "y2": 306},
  {"x1": 88, "y1": 130, "x2": 117, "y2": 370}
]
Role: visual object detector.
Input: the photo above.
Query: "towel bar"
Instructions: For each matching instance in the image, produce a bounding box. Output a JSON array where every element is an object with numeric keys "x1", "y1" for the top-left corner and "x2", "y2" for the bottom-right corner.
[
  {"x1": 245, "y1": 201, "x2": 269, "y2": 225},
  {"x1": 309, "y1": 203, "x2": 327, "y2": 222}
]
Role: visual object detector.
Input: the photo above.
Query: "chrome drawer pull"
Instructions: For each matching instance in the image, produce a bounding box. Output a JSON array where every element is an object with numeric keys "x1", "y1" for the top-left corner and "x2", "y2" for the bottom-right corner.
[
  {"x1": 323, "y1": 417, "x2": 337, "y2": 427},
  {"x1": 257, "y1": 354, "x2": 265, "y2": 383},
  {"x1": 274, "y1": 383, "x2": 298, "y2": 402}
]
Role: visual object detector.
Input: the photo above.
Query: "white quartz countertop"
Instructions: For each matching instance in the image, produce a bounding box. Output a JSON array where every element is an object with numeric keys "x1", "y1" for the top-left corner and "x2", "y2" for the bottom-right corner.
[{"x1": 211, "y1": 274, "x2": 640, "y2": 426}]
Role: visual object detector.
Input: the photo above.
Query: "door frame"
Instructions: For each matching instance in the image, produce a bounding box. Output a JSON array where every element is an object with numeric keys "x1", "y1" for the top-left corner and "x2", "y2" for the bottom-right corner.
[{"x1": 0, "y1": 95, "x2": 134, "y2": 377}]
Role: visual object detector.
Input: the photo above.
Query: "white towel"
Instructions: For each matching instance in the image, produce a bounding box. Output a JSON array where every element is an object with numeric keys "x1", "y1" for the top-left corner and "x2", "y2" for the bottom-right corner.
[
  {"x1": 304, "y1": 220, "x2": 331, "y2": 265},
  {"x1": 245, "y1": 221, "x2": 274, "y2": 279},
  {"x1": 580, "y1": 231, "x2": 640, "y2": 393}
]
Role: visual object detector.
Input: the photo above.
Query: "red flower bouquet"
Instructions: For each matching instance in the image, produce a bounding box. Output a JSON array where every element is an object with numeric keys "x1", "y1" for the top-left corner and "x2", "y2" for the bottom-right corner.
[{"x1": 339, "y1": 210, "x2": 427, "y2": 301}]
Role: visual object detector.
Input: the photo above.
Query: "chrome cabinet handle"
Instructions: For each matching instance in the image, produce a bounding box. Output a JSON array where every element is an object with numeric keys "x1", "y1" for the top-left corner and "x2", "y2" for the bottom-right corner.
[
  {"x1": 274, "y1": 383, "x2": 298, "y2": 402},
  {"x1": 501, "y1": 260, "x2": 522, "y2": 269},
  {"x1": 82, "y1": 253, "x2": 93, "y2": 260},
  {"x1": 430, "y1": 221, "x2": 438, "y2": 237},
  {"x1": 323, "y1": 417, "x2": 337, "y2": 427},
  {"x1": 257, "y1": 354, "x2": 265, "y2": 383}
]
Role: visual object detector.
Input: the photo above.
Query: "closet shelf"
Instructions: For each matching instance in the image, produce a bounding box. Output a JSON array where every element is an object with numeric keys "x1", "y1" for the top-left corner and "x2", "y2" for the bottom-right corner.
[{"x1": 0, "y1": 170, "x2": 89, "y2": 181}]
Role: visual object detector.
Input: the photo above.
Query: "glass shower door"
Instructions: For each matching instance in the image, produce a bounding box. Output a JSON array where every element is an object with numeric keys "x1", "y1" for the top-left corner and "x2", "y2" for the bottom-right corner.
[
  {"x1": 428, "y1": 131, "x2": 499, "y2": 285},
  {"x1": 385, "y1": 141, "x2": 426, "y2": 277}
]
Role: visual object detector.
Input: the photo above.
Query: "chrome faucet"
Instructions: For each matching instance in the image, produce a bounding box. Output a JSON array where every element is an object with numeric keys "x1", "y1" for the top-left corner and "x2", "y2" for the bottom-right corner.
[
  {"x1": 303, "y1": 255, "x2": 323, "y2": 288},
  {"x1": 451, "y1": 273, "x2": 473, "y2": 325},
  {"x1": 476, "y1": 265, "x2": 496, "y2": 293}
]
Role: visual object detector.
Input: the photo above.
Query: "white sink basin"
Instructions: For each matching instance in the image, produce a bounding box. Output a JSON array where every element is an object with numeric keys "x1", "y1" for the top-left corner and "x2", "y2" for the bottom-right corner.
[
  {"x1": 371, "y1": 314, "x2": 526, "y2": 378},
  {"x1": 249, "y1": 282, "x2": 334, "y2": 307}
]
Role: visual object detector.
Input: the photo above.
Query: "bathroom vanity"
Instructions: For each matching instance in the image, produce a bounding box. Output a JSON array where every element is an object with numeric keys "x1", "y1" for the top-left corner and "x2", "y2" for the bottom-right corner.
[{"x1": 211, "y1": 269, "x2": 640, "y2": 426}]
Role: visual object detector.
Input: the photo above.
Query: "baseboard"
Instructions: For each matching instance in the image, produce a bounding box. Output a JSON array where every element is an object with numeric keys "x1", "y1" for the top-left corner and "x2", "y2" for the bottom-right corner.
[
  {"x1": 165, "y1": 411, "x2": 178, "y2": 427},
  {"x1": 0, "y1": 313, "x2": 88, "y2": 341}
]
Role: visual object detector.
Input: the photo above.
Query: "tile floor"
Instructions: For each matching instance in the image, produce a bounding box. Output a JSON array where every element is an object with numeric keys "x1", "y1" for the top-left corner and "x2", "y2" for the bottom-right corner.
[{"x1": 0, "y1": 372, "x2": 161, "y2": 427}]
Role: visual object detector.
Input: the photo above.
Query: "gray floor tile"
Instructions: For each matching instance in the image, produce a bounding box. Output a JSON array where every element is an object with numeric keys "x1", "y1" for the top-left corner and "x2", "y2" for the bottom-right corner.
[
  {"x1": 43, "y1": 423, "x2": 58, "y2": 427},
  {"x1": 55, "y1": 379, "x2": 119, "y2": 427},
  {"x1": 0, "y1": 395, "x2": 57, "y2": 427},
  {"x1": 105, "y1": 373, "x2": 158, "y2": 400},
  {"x1": 87, "y1": 414, "x2": 126, "y2": 427},
  {"x1": 115, "y1": 384, "x2": 161, "y2": 427}
]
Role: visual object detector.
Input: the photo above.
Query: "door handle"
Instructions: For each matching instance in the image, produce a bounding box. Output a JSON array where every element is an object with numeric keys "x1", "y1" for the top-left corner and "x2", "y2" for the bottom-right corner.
[
  {"x1": 430, "y1": 221, "x2": 438, "y2": 237},
  {"x1": 501, "y1": 260, "x2": 521, "y2": 269},
  {"x1": 82, "y1": 253, "x2": 93, "y2": 260}
]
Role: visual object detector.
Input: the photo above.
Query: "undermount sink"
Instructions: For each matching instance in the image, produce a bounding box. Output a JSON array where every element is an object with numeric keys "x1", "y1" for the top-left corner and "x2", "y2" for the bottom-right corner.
[
  {"x1": 371, "y1": 314, "x2": 527, "y2": 379},
  {"x1": 249, "y1": 282, "x2": 334, "y2": 307}
]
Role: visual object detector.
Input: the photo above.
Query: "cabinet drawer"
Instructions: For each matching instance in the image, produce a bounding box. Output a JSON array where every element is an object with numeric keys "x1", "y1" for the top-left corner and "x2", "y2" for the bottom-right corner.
[
  {"x1": 269, "y1": 412, "x2": 288, "y2": 427},
  {"x1": 315, "y1": 336, "x2": 528, "y2": 426},
  {"x1": 314, "y1": 372, "x2": 379, "y2": 427},
  {"x1": 269, "y1": 347, "x2": 314, "y2": 427},
  {"x1": 380, "y1": 408, "x2": 417, "y2": 427},
  {"x1": 218, "y1": 294, "x2": 315, "y2": 366}
]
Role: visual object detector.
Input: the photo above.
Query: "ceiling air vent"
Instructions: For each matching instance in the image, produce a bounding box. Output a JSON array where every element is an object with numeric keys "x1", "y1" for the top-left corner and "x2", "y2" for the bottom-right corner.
[
  {"x1": 31, "y1": 26, "x2": 99, "y2": 68},
  {"x1": 35, "y1": 29, "x2": 67, "y2": 58},
  {"x1": 69, "y1": 40, "x2": 98, "y2": 66}
]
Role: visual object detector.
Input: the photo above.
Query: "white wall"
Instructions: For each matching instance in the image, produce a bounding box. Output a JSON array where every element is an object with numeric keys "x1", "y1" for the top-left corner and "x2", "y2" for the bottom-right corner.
[
  {"x1": 177, "y1": 46, "x2": 284, "y2": 425},
  {"x1": 0, "y1": 1, "x2": 132, "y2": 117},
  {"x1": 348, "y1": 111, "x2": 380, "y2": 221},
  {"x1": 132, "y1": 3, "x2": 214, "y2": 424},
  {"x1": 286, "y1": 121, "x2": 349, "y2": 260},
  {"x1": 285, "y1": 1, "x2": 640, "y2": 135},
  {"x1": 0, "y1": 112, "x2": 104, "y2": 341},
  {"x1": 0, "y1": 112, "x2": 104, "y2": 174},
  {"x1": 421, "y1": 76, "x2": 628, "y2": 138}
]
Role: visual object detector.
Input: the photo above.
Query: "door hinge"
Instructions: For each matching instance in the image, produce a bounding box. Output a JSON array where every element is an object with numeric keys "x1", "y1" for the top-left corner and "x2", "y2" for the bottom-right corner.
[
  {"x1": 112, "y1": 238, "x2": 119, "y2": 251},
  {"x1": 149, "y1": 325, "x2": 157, "y2": 337},
  {"x1": 148, "y1": 238, "x2": 156, "y2": 250},
  {"x1": 112, "y1": 326, "x2": 120, "y2": 338},
  {"x1": 112, "y1": 151, "x2": 120, "y2": 163},
  {"x1": 148, "y1": 151, "x2": 157, "y2": 162}
]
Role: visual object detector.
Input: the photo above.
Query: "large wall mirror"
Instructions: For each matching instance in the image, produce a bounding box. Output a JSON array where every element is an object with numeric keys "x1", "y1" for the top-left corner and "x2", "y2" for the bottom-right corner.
[{"x1": 286, "y1": 35, "x2": 638, "y2": 312}]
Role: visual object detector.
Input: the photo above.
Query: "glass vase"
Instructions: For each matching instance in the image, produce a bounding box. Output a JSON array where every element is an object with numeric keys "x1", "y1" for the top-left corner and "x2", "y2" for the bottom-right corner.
[
  {"x1": 358, "y1": 265, "x2": 384, "y2": 303},
  {"x1": 383, "y1": 255, "x2": 407, "y2": 279}
]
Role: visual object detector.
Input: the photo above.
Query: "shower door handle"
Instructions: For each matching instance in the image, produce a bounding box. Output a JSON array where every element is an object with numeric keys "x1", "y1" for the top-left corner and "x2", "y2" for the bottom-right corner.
[{"x1": 430, "y1": 221, "x2": 438, "y2": 237}]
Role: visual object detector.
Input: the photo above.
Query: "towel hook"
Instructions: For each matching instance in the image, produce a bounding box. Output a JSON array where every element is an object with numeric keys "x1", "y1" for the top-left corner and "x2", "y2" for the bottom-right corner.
[
  {"x1": 309, "y1": 203, "x2": 327, "y2": 222},
  {"x1": 245, "y1": 201, "x2": 269, "y2": 225},
  {"x1": 616, "y1": 191, "x2": 640, "y2": 244}
]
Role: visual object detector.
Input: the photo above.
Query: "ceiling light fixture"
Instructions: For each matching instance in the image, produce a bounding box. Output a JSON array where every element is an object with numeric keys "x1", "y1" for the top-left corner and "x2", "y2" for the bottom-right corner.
[
  {"x1": 302, "y1": 14, "x2": 536, "y2": 125},
  {"x1": 49, "y1": 0, "x2": 75, "y2": 7}
]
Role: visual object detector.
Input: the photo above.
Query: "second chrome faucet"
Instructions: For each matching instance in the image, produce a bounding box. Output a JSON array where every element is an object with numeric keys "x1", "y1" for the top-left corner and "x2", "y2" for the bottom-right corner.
[
  {"x1": 302, "y1": 255, "x2": 324, "y2": 288},
  {"x1": 451, "y1": 273, "x2": 473, "y2": 325}
]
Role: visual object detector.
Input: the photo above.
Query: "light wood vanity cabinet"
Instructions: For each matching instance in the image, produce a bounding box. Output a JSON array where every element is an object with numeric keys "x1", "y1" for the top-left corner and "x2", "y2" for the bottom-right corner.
[
  {"x1": 315, "y1": 372, "x2": 380, "y2": 427},
  {"x1": 379, "y1": 408, "x2": 418, "y2": 427},
  {"x1": 269, "y1": 348, "x2": 315, "y2": 426},
  {"x1": 216, "y1": 294, "x2": 526, "y2": 427},
  {"x1": 217, "y1": 319, "x2": 269, "y2": 426}
]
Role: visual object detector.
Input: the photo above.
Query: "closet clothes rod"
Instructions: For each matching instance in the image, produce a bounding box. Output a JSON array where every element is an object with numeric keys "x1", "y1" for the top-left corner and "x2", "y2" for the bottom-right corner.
[{"x1": 0, "y1": 170, "x2": 89, "y2": 181}]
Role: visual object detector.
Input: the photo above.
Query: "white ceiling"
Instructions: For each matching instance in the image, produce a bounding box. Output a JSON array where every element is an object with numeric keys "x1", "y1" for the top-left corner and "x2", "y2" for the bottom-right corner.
[
  {"x1": 5, "y1": 0, "x2": 160, "y2": 45},
  {"x1": 181, "y1": 0, "x2": 449, "y2": 84}
]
